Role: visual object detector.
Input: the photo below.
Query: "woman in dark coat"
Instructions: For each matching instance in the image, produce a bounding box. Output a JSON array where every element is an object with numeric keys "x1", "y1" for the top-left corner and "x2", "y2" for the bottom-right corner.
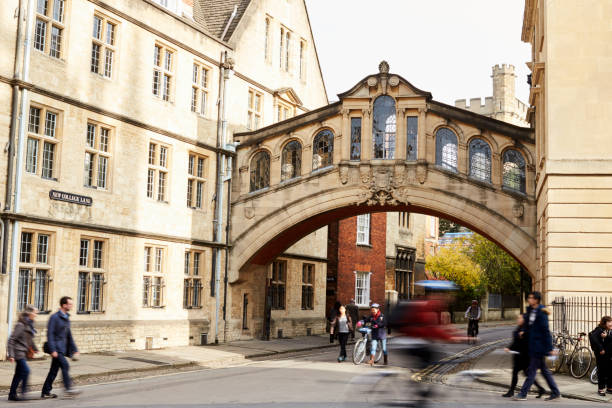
[
  {"x1": 589, "y1": 316, "x2": 612, "y2": 396},
  {"x1": 7, "y1": 305, "x2": 39, "y2": 401},
  {"x1": 503, "y1": 314, "x2": 545, "y2": 398}
]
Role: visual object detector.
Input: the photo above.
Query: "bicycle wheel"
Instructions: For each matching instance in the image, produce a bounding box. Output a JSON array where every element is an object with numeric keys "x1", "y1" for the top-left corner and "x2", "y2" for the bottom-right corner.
[
  {"x1": 547, "y1": 346, "x2": 565, "y2": 373},
  {"x1": 353, "y1": 339, "x2": 367, "y2": 365},
  {"x1": 570, "y1": 347, "x2": 592, "y2": 378},
  {"x1": 374, "y1": 340, "x2": 383, "y2": 363},
  {"x1": 591, "y1": 366, "x2": 598, "y2": 385}
]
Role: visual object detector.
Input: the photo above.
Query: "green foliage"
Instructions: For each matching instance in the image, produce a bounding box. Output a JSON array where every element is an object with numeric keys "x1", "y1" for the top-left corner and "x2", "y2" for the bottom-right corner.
[
  {"x1": 463, "y1": 234, "x2": 522, "y2": 296},
  {"x1": 425, "y1": 242, "x2": 485, "y2": 301},
  {"x1": 439, "y1": 218, "x2": 461, "y2": 235}
]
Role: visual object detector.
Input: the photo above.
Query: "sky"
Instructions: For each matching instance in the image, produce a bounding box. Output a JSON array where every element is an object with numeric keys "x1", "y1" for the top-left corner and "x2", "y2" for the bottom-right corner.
[{"x1": 305, "y1": 0, "x2": 531, "y2": 106}]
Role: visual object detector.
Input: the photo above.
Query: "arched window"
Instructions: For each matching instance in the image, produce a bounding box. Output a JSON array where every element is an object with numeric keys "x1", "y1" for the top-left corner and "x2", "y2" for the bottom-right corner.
[
  {"x1": 469, "y1": 138, "x2": 492, "y2": 182},
  {"x1": 502, "y1": 149, "x2": 526, "y2": 192},
  {"x1": 435, "y1": 128, "x2": 458, "y2": 172},
  {"x1": 372, "y1": 95, "x2": 396, "y2": 159},
  {"x1": 312, "y1": 129, "x2": 334, "y2": 170},
  {"x1": 281, "y1": 140, "x2": 302, "y2": 181},
  {"x1": 249, "y1": 151, "x2": 270, "y2": 192}
]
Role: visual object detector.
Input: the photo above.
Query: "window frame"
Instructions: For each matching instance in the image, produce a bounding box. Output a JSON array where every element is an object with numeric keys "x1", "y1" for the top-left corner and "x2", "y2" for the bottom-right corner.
[
  {"x1": 468, "y1": 138, "x2": 492, "y2": 182},
  {"x1": 502, "y1": 149, "x2": 527, "y2": 193},
  {"x1": 77, "y1": 237, "x2": 107, "y2": 313},
  {"x1": 17, "y1": 229, "x2": 53, "y2": 313},
  {"x1": 354, "y1": 271, "x2": 371, "y2": 307},
  {"x1": 190, "y1": 61, "x2": 211, "y2": 117},
  {"x1": 91, "y1": 12, "x2": 118, "y2": 78},
  {"x1": 356, "y1": 214, "x2": 371, "y2": 246},
  {"x1": 372, "y1": 95, "x2": 397, "y2": 160},
  {"x1": 143, "y1": 245, "x2": 166, "y2": 308},
  {"x1": 183, "y1": 249, "x2": 204, "y2": 309},
  {"x1": 280, "y1": 140, "x2": 302, "y2": 181},
  {"x1": 187, "y1": 152, "x2": 207, "y2": 209},
  {"x1": 270, "y1": 260, "x2": 286, "y2": 310},
  {"x1": 249, "y1": 150, "x2": 271, "y2": 192},
  {"x1": 247, "y1": 89, "x2": 263, "y2": 130},
  {"x1": 152, "y1": 42, "x2": 175, "y2": 102},
  {"x1": 312, "y1": 129, "x2": 334, "y2": 171},
  {"x1": 435, "y1": 127, "x2": 458, "y2": 173},
  {"x1": 25, "y1": 104, "x2": 61, "y2": 181},
  {"x1": 34, "y1": 0, "x2": 66, "y2": 60},
  {"x1": 146, "y1": 141, "x2": 171, "y2": 202},
  {"x1": 301, "y1": 263, "x2": 314, "y2": 310},
  {"x1": 84, "y1": 121, "x2": 112, "y2": 190}
]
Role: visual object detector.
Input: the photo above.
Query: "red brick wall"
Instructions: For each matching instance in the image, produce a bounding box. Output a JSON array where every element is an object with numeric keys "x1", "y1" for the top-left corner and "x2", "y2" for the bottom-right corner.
[{"x1": 330, "y1": 213, "x2": 387, "y2": 311}]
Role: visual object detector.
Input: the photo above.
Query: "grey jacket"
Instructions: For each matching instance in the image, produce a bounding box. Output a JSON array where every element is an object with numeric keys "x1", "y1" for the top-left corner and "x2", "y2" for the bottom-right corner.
[{"x1": 7, "y1": 317, "x2": 37, "y2": 360}]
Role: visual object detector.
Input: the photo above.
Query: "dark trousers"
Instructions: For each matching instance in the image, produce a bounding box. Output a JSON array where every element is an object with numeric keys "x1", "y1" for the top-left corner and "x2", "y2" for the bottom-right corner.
[
  {"x1": 468, "y1": 319, "x2": 479, "y2": 336},
  {"x1": 596, "y1": 354, "x2": 612, "y2": 390},
  {"x1": 509, "y1": 355, "x2": 544, "y2": 393},
  {"x1": 519, "y1": 355, "x2": 560, "y2": 397},
  {"x1": 338, "y1": 332, "x2": 349, "y2": 358},
  {"x1": 9, "y1": 359, "x2": 30, "y2": 397},
  {"x1": 42, "y1": 353, "x2": 72, "y2": 394}
]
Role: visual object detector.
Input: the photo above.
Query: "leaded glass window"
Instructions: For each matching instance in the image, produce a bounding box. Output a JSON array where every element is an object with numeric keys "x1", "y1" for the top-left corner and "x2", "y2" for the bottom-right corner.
[
  {"x1": 502, "y1": 149, "x2": 526, "y2": 192},
  {"x1": 468, "y1": 138, "x2": 491, "y2": 182},
  {"x1": 435, "y1": 128, "x2": 458, "y2": 172},
  {"x1": 281, "y1": 141, "x2": 301, "y2": 181},
  {"x1": 250, "y1": 151, "x2": 270, "y2": 192},
  {"x1": 350, "y1": 118, "x2": 361, "y2": 160},
  {"x1": 372, "y1": 96, "x2": 396, "y2": 159},
  {"x1": 406, "y1": 116, "x2": 418, "y2": 161},
  {"x1": 312, "y1": 129, "x2": 334, "y2": 170}
]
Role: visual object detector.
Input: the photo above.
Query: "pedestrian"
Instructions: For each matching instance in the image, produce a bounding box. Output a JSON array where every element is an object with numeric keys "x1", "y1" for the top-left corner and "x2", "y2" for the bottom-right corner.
[
  {"x1": 330, "y1": 305, "x2": 353, "y2": 362},
  {"x1": 41, "y1": 296, "x2": 81, "y2": 399},
  {"x1": 345, "y1": 299, "x2": 359, "y2": 340},
  {"x1": 7, "y1": 305, "x2": 39, "y2": 402},
  {"x1": 502, "y1": 314, "x2": 545, "y2": 398},
  {"x1": 363, "y1": 303, "x2": 388, "y2": 366},
  {"x1": 513, "y1": 291, "x2": 560, "y2": 401},
  {"x1": 588, "y1": 315, "x2": 612, "y2": 396},
  {"x1": 465, "y1": 300, "x2": 481, "y2": 341},
  {"x1": 328, "y1": 301, "x2": 341, "y2": 343}
]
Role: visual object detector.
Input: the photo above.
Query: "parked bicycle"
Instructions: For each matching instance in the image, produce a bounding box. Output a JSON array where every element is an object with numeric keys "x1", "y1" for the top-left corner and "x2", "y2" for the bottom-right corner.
[
  {"x1": 547, "y1": 331, "x2": 593, "y2": 378},
  {"x1": 352, "y1": 324, "x2": 383, "y2": 365},
  {"x1": 590, "y1": 366, "x2": 598, "y2": 385}
]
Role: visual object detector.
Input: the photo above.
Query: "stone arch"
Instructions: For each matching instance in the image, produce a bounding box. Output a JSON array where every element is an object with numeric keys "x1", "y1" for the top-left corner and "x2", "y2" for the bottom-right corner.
[
  {"x1": 272, "y1": 134, "x2": 306, "y2": 157},
  {"x1": 431, "y1": 120, "x2": 466, "y2": 145},
  {"x1": 499, "y1": 142, "x2": 534, "y2": 167},
  {"x1": 307, "y1": 124, "x2": 339, "y2": 146},
  {"x1": 466, "y1": 131, "x2": 499, "y2": 155}
]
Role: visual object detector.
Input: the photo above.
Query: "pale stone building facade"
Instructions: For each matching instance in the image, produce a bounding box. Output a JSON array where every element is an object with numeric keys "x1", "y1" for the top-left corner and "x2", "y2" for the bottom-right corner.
[
  {"x1": 455, "y1": 64, "x2": 529, "y2": 127},
  {"x1": 522, "y1": 0, "x2": 612, "y2": 301},
  {"x1": 0, "y1": 0, "x2": 328, "y2": 355}
]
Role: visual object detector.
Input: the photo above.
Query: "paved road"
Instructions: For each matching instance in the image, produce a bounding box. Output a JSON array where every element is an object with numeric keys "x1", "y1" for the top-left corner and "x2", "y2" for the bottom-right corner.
[{"x1": 4, "y1": 326, "x2": 596, "y2": 407}]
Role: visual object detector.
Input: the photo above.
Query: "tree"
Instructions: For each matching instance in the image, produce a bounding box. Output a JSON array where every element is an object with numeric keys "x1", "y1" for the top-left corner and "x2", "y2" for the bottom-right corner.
[
  {"x1": 425, "y1": 242, "x2": 485, "y2": 302},
  {"x1": 464, "y1": 234, "x2": 521, "y2": 296},
  {"x1": 439, "y1": 218, "x2": 461, "y2": 235}
]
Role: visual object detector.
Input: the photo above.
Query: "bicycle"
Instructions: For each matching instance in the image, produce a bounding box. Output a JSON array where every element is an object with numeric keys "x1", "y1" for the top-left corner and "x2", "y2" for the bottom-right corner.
[
  {"x1": 590, "y1": 366, "x2": 598, "y2": 385},
  {"x1": 352, "y1": 325, "x2": 383, "y2": 365},
  {"x1": 547, "y1": 331, "x2": 592, "y2": 378},
  {"x1": 467, "y1": 318, "x2": 479, "y2": 345}
]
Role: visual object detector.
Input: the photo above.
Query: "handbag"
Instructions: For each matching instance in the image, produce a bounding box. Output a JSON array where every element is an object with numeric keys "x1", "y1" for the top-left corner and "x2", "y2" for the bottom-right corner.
[
  {"x1": 43, "y1": 341, "x2": 51, "y2": 354},
  {"x1": 26, "y1": 347, "x2": 35, "y2": 359}
]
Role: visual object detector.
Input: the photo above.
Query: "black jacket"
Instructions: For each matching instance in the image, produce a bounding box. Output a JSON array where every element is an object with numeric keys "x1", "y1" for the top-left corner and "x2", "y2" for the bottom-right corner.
[
  {"x1": 508, "y1": 326, "x2": 529, "y2": 356},
  {"x1": 590, "y1": 327, "x2": 612, "y2": 356},
  {"x1": 47, "y1": 310, "x2": 78, "y2": 356}
]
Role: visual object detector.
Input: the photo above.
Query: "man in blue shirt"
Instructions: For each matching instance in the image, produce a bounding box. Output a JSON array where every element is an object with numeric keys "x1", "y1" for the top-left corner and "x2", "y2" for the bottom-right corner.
[{"x1": 41, "y1": 296, "x2": 81, "y2": 398}]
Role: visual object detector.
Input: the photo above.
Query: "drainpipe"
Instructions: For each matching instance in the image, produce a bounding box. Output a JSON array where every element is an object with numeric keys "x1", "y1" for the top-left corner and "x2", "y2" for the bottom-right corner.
[
  {"x1": 220, "y1": 5, "x2": 238, "y2": 42},
  {"x1": 213, "y1": 52, "x2": 233, "y2": 344},
  {"x1": 4, "y1": 1, "x2": 28, "y2": 277},
  {"x1": 7, "y1": 0, "x2": 35, "y2": 333},
  {"x1": 222, "y1": 142, "x2": 237, "y2": 337}
]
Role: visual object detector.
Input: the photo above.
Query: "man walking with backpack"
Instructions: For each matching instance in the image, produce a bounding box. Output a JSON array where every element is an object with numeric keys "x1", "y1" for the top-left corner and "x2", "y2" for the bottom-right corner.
[
  {"x1": 41, "y1": 296, "x2": 81, "y2": 399},
  {"x1": 513, "y1": 291, "x2": 561, "y2": 401}
]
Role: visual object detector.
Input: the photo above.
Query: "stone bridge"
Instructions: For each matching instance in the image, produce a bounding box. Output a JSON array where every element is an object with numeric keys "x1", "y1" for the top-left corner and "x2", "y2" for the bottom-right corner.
[{"x1": 230, "y1": 62, "x2": 537, "y2": 286}]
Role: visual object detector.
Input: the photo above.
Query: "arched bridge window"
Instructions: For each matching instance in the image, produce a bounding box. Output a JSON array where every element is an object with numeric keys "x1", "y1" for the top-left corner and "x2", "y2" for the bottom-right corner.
[
  {"x1": 372, "y1": 96, "x2": 396, "y2": 159},
  {"x1": 249, "y1": 151, "x2": 270, "y2": 192},
  {"x1": 469, "y1": 138, "x2": 492, "y2": 182},
  {"x1": 435, "y1": 128, "x2": 458, "y2": 172},
  {"x1": 281, "y1": 140, "x2": 302, "y2": 181},
  {"x1": 312, "y1": 129, "x2": 334, "y2": 170},
  {"x1": 502, "y1": 149, "x2": 526, "y2": 193}
]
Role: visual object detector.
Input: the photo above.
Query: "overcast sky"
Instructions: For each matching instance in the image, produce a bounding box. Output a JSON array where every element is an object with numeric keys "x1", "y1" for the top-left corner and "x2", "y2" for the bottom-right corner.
[{"x1": 305, "y1": 0, "x2": 531, "y2": 106}]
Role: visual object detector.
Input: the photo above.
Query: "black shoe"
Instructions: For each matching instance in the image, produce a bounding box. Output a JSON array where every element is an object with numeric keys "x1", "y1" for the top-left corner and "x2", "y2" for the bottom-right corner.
[
  {"x1": 536, "y1": 389, "x2": 545, "y2": 398},
  {"x1": 544, "y1": 394, "x2": 561, "y2": 401},
  {"x1": 8, "y1": 395, "x2": 22, "y2": 402},
  {"x1": 41, "y1": 393, "x2": 58, "y2": 399},
  {"x1": 599, "y1": 390, "x2": 607, "y2": 397},
  {"x1": 502, "y1": 391, "x2": 513, "y2": 398}
]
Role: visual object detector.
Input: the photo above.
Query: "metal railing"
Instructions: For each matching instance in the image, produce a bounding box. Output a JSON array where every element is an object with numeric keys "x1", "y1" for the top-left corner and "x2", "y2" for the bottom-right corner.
[{"x1": 552, "y1": 296, "x2": 612, "y2": 345}]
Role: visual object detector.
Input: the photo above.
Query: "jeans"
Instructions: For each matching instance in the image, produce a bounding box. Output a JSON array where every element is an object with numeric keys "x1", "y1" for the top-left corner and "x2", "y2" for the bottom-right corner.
[
  {"x1": 596, "y1": 354, "x2": 612, "y2": 390},
  {"x1": 338, "y1": 332, "x2": 349, "y2": 358},
  {"x1": 519, "y1": 355, "x2": 560, "y2": 397},
  {"x1": 371, "y1": 338, "x2": 388, "y2": 356},
  {"x1": 9, "y1": 359, "x2": 30, "y2": 398},
  {"x1": 42, "y1": 353, "x2": 72, "y2": 394}
]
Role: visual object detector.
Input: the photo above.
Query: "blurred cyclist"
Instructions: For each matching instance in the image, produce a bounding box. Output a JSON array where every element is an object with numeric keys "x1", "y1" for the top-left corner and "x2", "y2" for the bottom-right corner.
[{"x1": 465, "y1": 300, "x2": 481, "y2": 341}]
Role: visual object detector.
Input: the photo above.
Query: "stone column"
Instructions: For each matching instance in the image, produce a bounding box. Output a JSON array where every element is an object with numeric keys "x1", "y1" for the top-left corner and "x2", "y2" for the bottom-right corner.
[
  {"x1": 341, "y1": 108, "x2": 350, "y2": 162},
  {"x1": 394, "y1": 108, "x2": 406, "y2": 160},
  {"x1": 458, "y1": 142, "x2": 468, "y2": 175},
  {"x1": 361, "y1": 108, "x2": 372, "y2": 161},
  {"x1": 418, "y1": 108, "x2": 427, "y2": 162},
  {"x1": 492, "y1": 152, "x2": 501, "y2": 187}
]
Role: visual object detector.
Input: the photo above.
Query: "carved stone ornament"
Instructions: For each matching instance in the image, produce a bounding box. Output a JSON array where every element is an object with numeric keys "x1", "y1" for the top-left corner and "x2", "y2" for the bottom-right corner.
[
  {"x1": 357, "y1": 166, "x2": 410, "y2": 206},
  {"x1": 244, "y1": 206, "x2": 255, "y2": 219},
  {"x1": 378, "y1": 60, "x2": 390, "y2": 74},
  {"x1": 359, "y1": 166, "x2": 371, "y2": 183},
  {"x1": 339, "y1": 165, "x2": 349, "y2": 185},
  {"x1": 512, "y1": 203, "x2": 525, "y2": 218},
  {"x1": 389, "y1": 75, "x2": 400, "y2": 87},
  {"x1": 367, "y1": 77, "x2": 378, "y2": 87},
  {"x1": 416, "y1": 162, "x2": 428, "y2": 184}
]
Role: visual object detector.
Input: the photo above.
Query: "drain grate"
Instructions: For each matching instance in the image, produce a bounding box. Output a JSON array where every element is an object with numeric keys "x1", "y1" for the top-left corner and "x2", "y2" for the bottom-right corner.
[{"x1": 119, "y1": 357, "x2": 170, "y2": 366}]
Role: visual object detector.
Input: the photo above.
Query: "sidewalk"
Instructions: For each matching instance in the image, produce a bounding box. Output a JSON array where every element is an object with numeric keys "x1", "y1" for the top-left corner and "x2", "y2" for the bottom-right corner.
[
  {"x1": 472, "y1": 347, "x2": 605, "y2": 402},
  {"x1": 0, "y1": 334, "x2": 337, "y2": 392}
]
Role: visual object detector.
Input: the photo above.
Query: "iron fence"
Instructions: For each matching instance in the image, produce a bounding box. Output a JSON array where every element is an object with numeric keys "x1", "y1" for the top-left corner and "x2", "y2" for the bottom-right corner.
[{"x1": 552, "y1": 297, "x2": 612, "y2": 343}]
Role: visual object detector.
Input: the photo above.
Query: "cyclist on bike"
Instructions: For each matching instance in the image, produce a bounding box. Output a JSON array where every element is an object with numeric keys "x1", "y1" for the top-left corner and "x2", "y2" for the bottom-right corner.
[
  {"x1": 465, "y1": 300, "x2": 481, "y2": 341},
  {"x1": 361, "y1": 303, "x2": 388, "y2": 366}
]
